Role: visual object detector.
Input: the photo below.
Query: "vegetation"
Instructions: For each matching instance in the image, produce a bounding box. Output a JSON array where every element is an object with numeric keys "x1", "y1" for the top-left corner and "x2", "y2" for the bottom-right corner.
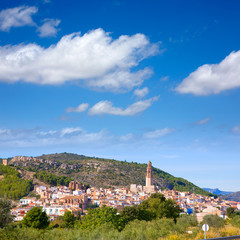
[
  {"x1": 10, "y1": 152, "x2": 213, "y2": 196},
  {"x1": 0, "y1": 200, "x2": 237, "y2": 239},
  {"x1": 0, "y1": 165, "x2": 33, "y2": 200},
  {"x1": 220, "y1": 191, "x2": 240, "y2": 202},
  {"x1": 34, "y1": 171, "x2": 73, "y2": 186},
  {"x1": 22, "y1": 207, "x2": 50, "y2": 229},
  {"x1": 62, "y1": 211, "x2": 76, "y2": 228},
  {"x1": 226, "y1": 206, "x2": 240, "y2": 218},
  {"x1": 1, "y1": 215, "x2": 240, "y2": 240},
  {"x1": 226, "y1": 207, "x2": 236, "y2": 218},
  {"x1": 0, "y1": 199, "x2": 13, "y2": 228},
  {"x1": 231, "y1": 215, "x2": 240, "y2": 228},
  {"x1": 79, "y1": 206, "x2": 122, "y2": 231},
  {"x1": 141, "y1": 193, "x2": 181, "y2": 223},
  {"x1": 120, "y1": 205, "x2": 152, "y2": 224},
  {"x1": 202, "y1": 214, "x2": 225, "y2": 229}
]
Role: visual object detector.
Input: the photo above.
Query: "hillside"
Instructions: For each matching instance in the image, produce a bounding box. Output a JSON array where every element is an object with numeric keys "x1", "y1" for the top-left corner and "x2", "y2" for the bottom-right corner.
[
  {"x1": 9, "y1": 153, "x2": 213, "y2": 196},
  {"x1": 219, "y1": 191, "x2": 240, "y2": 202}
]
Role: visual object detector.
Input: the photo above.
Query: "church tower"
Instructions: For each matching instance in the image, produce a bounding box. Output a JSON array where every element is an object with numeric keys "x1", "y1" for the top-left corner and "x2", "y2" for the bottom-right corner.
[{"x1": 146, "y1": 160, "x2": 153, "y2": 187}]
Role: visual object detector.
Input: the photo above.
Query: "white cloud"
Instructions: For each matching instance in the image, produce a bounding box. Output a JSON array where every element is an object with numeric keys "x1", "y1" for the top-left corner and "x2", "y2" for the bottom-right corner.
[
  {"x1": 0, "y1": 127, "x2": 110, "y2": 148},
  {"x1": 176, "y1": 51, "x2": 240, "y2": 95},
  {"x1": 231, "y1": 125, "x2": 240, "y2": 134},
  {"x1": 66, "y1": 103, "x2": 89, "y2": 113},
  {"x1": 119, "y1": 133, "x2": 134, "y2": 141},
  {"x1": 88, "y1": 96, "x2": 159, "y2": 116},
  {"x1": 195, "y1": 117, "x2": 211, "y2": 125},
  {"x1": 143, "y1": 128, "x2": 176, "y2": 139},
  {"x1": 0, "y1": 126, "x2": 177, "y2": 151},
  {"x1": 88, "y1": 68, "x2": 152, "y2": 92},
  {"x1": 0, "y1": 28, "x2": 159, "y2": 92},
  {"x1": 160, "y1": 76, "x2": 169, "y2": 81},
  {"x1": 60, "y1": 127, "x2": 84, "y2": 136},
  {"x1": 134, "y1": 87, "x2": 149, "y2": 98},
  {"x1": 38, "y1": 18, "x2": 61, "y2": 37},
  {"x1": 0, "y1": 6, "x2": 37, "y2": 31}
]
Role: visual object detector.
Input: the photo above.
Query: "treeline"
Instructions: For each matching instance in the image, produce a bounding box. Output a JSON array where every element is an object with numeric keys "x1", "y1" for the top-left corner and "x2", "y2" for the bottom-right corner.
[
  {"x1": 0, "y1": 165, "x2": 33, "y2": 200},
  {"x1": 153, "y1": 168, "x2": 214, "y2": 196},
  {"x1": 2, "y1": 195, "x2": 240, "y2": 239},
  {"x1": 34, "y1": 171, "x2": 73, "y2": 186}
]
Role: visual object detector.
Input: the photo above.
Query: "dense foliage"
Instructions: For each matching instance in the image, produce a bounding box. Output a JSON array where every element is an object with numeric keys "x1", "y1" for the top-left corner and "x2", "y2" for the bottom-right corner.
[
  {"x1": 120, "y1": 205, "x2": 152, "y2": 224},
  {"x1": 202, "y1": 214, "x2": 225, "y2": 229},
  {"x1": 78, "y1": 193, "x2": 181, "y2": 232},
  {"x1": 0, "y1": 198, "x2": 13, "y2": 228},
  {"x1": 63, "y1": 211, "x2": 76, "y2": 228},
  {"x1": 1, "y1": 215, "x2": 240, "y2": 240},
  {"x1": 34, "y1": 171, "x2": 73, "y2": 186},
  {"x1": 22, "y1": 207, "x2": 50, "y2": 229},
  {"x1": 79, "y1": 206, "x2": 122, "y2": 231},
  {"x1": 226, "y1": 207, "x2": 240, "y2": 218},
  {"x1": 140, "y1": 193, "x2": 181, "y2": 223},
  {"x1": 0, "y1": 165, "x2": 33, "y2": 200}
]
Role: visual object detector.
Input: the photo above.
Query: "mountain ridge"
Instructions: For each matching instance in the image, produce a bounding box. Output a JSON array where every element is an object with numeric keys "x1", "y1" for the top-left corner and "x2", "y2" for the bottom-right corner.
[
  {"x1": 219, "y1": 191, "x2": 240, "y2": 202},
  {"x1": 203, "y1": 188, "x2": 233, "y2": 196},
  {"x1": 7, "y1": 152, "x2": 213, "y2": 196}
]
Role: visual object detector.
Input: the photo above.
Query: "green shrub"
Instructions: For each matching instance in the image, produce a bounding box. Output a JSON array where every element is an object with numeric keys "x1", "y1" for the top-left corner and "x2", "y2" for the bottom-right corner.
[
  {"x1": 202, "y1": 214, "x2": 225, "y2": 229},
  {"x1": 231, "y1": 215, "x2": 240, "y2": 228},
  {"x1": 22, "y1": 207, "x2": 50, "y2": 229}
]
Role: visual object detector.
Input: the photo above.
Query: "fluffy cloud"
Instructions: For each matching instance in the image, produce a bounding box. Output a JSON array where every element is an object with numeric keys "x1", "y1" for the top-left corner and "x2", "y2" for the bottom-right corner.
[
  {"x1": 195, "y1": 117, "x2": 211, "y2": 125},
  {"x1": 0, "y1": 6, "x2": 37, "y2": 31},
  {"x1": 134, "y1": 87, "x2": 149, "y2": 98},
  {"x1": 176, "y1": 51, "x2": 240, "y2": 95},
  {"x1": 0, "y1": 28, "x2": 158, "y2": 92},
  {"x1": 66, "y1": 103, "x2": 89, "y2": 113},
  {"x1": 88, "y1": 68, "x2": 152, "y2": 92},
  {"x1": 143, "y1": 128, "x2": 176, "y2": 139},
  {"x1": 38, "y1": 18, "x2": 61, "y2": 37},
  {"x1": 88, "y1": 96, "x2": 159, "y2": 116},
  {"x1": 231, "y1": 125, "x2": 240, "y2": 134}
]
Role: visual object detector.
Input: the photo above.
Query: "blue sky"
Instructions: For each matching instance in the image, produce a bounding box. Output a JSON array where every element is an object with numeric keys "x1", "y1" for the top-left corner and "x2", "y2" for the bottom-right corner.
[{"x1": 0, "y1": 0, "x2": 240, "y2": 191}]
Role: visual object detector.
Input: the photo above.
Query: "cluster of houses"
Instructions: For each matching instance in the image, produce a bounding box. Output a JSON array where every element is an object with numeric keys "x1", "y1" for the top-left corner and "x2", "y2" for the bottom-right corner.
[
  {"x1": 8, "y1": 160, "x2": 240, "y2": 222},
  {"x1": 11, "y1": 181, "x2": 240, "y2": 222}
]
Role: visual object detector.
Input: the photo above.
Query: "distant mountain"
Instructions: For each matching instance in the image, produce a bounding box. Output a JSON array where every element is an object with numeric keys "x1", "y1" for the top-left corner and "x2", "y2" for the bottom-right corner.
[
  {"x1": 219, "y1": 192, "x2": 240, "y2": 202},
  {"x1": 203, "y1": 188, "x2": 233, "y2": 196},
  {"x1": 9, "y1": 152, "x2": 214, "y2": 196}
]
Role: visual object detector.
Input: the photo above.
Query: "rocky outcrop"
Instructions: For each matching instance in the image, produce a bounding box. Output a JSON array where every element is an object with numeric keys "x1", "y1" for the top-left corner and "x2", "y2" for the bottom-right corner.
[{"x1": 10, "y1": 156, "x2": 80, "y2": 171}]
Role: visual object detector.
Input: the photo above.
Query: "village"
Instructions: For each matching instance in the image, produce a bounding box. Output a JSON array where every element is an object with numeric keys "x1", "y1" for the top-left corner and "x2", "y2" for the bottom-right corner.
[{"x1": 11, "y1": 161, "x2": 240, "y2": 223}]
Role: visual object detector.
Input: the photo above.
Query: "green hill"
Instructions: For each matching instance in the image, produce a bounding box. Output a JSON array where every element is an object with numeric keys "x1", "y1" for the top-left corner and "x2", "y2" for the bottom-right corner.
[{"x1": 9, "y1": 152, "x2": 213, "y2": 196}]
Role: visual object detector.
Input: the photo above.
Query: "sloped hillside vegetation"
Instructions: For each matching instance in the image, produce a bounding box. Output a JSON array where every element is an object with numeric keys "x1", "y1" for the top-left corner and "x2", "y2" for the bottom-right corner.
[{"x1": 9, "y1": 153, "x2": 212, "y2": 196}]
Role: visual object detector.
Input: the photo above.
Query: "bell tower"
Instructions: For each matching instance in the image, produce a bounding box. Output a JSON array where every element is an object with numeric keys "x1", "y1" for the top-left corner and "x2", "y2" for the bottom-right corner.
[{"x1": 146, "y1": 160, "x2": 153, "y2": 187}]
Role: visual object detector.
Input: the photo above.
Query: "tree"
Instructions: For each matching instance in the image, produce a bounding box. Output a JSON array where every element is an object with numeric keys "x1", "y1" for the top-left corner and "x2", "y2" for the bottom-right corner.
[
  {"x1": 202, "y1": 214, "x2": 225, "y2": 228},
  {"x1": 226, "y1": 207, "x2": 235, "y2": 218},
  {"x1": 120, "y1": 205, "x2": 152, "y2": 224},
  {"x1": 22, "y1": 207, "x2": 49, "y2": 229},
  {"x1": 79, "y1": 206, "x2": 122, "y2": 230},
  {"x1": 0, "y1": 198, "x2": 13, "y2": 228},
  {"x1": 63, "y1": 211, "x2": 75, "y2": 228},
  {"x1": 140, "y1": 193, "x2": 181, "y2": 222}
]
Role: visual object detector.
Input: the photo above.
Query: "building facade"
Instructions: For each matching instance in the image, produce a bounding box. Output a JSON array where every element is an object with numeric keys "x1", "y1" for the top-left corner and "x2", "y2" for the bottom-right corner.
[{"x1": 130, "y1": 160, "x2": 156, "y2": 193}]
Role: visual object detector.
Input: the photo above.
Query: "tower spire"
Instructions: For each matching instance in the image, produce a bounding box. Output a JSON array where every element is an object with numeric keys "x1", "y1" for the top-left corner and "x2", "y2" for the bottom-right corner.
[{"x1": 146, "y1": 160, "x2": 153, "y2": 186}]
